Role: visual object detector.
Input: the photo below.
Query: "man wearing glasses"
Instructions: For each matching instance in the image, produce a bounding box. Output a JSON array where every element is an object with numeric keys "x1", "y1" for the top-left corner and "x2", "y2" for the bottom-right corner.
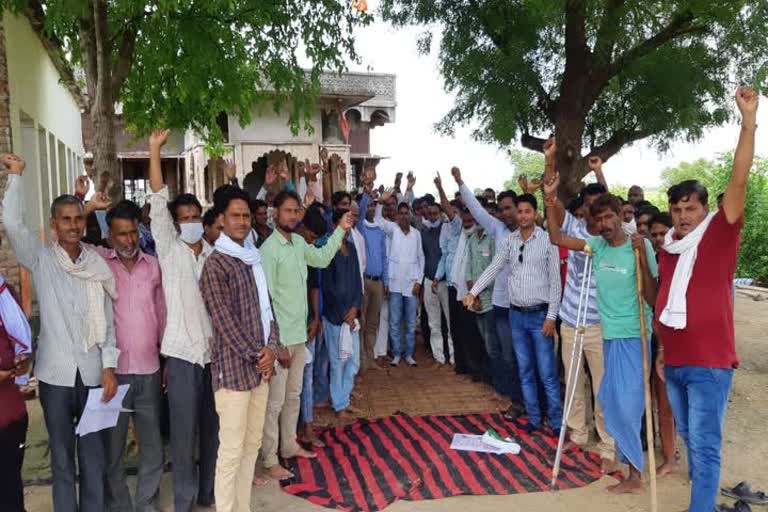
[{"x1": 464, "y1": 193, "x2": 562, "y2": 434}]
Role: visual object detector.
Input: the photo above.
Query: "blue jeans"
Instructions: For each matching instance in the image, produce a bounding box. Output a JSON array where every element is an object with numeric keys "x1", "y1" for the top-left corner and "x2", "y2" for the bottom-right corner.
[
  {"x1": 313, "y1": 330, "x2": 330, "y2": 405},
  {"x1": 389, "y1": 293, "x2": 417, "y2": 358},
  {"x1": 494, "y1": 306, "x2": 523, "y2": 404},
  {"x1": 509, "y1": 308, "x2": 563, "y2": 429},
  {"x1": 665, "y1": 366, "x2": 734, "y2": 512},
  {"x1": 323, "y1": 319, "x2": 360, "y2": 412},
  {"x1": 300, "y1": 339, "x2": 316, "y2": 424}
]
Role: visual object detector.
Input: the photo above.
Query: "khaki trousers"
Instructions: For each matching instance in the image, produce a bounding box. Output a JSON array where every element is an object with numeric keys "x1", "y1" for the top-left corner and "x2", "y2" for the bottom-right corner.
[
  {"x1": 561, "y1": 323, "x2": 615, "y2": 460},
  {"x1": 214, "y1": 384, "x2": 269, "y2": 512},
  {"x1": 259, "y1": 343, "x2": 307, "y2": 468},
  {"x1": 360, "y1": 278, "x2": 384, "y2": 368}
]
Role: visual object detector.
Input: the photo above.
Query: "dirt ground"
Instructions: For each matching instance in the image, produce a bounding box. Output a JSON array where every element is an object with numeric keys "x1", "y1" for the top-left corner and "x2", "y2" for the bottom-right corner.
[{"x1": 23, "y1": 290, "x2": 768, "y2": 512}]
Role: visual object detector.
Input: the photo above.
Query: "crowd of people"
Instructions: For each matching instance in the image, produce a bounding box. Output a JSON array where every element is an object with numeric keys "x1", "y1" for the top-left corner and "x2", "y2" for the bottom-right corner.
[{"x1": 0, "y1": 87, "x2": 758, "y2": 512}]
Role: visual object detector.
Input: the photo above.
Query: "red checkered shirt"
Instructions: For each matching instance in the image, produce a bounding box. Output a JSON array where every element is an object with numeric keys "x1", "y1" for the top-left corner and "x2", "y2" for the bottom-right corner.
[{"x1": 200, "y1": 251, "x2": 280, "y2": 392}]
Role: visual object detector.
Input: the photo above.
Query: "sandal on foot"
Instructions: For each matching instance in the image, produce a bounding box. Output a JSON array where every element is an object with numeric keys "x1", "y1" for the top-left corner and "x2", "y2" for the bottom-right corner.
[{"x1": 715, "y1": 501, "x2": 753, "y2": 512}]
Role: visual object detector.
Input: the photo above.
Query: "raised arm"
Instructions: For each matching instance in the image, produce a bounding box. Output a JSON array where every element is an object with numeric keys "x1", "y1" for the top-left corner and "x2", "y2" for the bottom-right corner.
[
  {"x1": 723, "y1": 86, "x2": 759, "y2": 224},
  {"x1": 304, "y1": 212, "x2": 354, "y2": 268},
  {"x1": 588, "y1": 155, "x2": 608, "y2": 189},
  {"x1": 452, "y1": 166, "x2": 504, "y2": 236},
  {"x1": 200, "y1": 259, "x2": 260, "y2": 362},
  {"x1": 434, "y1": 172, "x2": 455, "y2": 220},
  {"x1": 1, "y1": 155, "x2": 42, "y2": 271},
  {"x1": 148, "y1": 129, "x2": 169, "y2": 193},
  {"x1": 374, "y1": 190, "x2": 398, "y2": 235},
  {"x1": 543, "y1": 173, "x2": 587, "y2": 252}
]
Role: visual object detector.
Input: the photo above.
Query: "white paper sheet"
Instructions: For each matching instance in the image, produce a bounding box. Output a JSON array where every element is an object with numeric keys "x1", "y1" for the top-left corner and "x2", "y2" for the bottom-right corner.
[
  {"x1": 75, "y1": 384, "x2": 130, "y2": 437},
  {"x1": 450, "y1": 433, "x2": 520, "y2": 455}
]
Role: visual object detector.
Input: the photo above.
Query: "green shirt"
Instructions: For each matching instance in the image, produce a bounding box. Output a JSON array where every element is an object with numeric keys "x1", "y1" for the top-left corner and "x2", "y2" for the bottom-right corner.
[
  {"x1": 586, "y1": 236, "x2": 658, "y2": 340},
  {"x1": 260, "y1": 227, "x2": 344, "y2": 345},
  {"x1": 466, "y1": 229, "x2": 495, "y2": 313}
]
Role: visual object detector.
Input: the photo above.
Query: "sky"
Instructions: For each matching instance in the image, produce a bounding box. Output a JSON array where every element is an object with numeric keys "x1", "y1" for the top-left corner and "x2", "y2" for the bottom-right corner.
[{"x1": 346, "y1": 2, "x2": 768, "y2": 197}]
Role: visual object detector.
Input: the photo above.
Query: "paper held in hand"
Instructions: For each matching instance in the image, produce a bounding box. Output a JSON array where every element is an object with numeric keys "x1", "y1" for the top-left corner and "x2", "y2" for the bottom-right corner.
[{"x1": 75, "y1": 384, "x2": 131, "y2": 437}]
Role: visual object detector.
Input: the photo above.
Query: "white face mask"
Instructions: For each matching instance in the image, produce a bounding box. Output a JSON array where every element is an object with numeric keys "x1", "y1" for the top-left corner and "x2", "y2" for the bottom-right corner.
[{"x1": 179, "y1": 222, "x2": 204, "y2": 244}]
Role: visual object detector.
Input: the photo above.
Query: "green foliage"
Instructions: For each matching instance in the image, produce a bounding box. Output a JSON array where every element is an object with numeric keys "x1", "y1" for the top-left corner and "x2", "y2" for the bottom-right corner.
[
  {"x1": 4, "y1": 0, "x2": 370, "y2": 148},
  {"x1": 381, "y1": 0, "x2": 768, "y2": 158},
  {"x1": 503, "y1": 148, "x2": 544, "y2": 193},
  {"x1": 661, "y1": 153, "x2": 768, "y2": 282}
]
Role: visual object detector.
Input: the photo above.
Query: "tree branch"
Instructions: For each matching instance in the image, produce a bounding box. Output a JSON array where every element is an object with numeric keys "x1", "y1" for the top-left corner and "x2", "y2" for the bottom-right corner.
[
  {"x1": 592, "y1": 0, "x2": 628, "y2": 66},
  {"x1": 110, "y1": 25, "x2": 137, "y2": 97},
  {"x1": 564, "y1": 0, "x2": 589, "y2": 65},
  {"x1": 589, "y1": 127, "x2": 653, "y2": 162},
  {"x1": 472, "y1": 0, "x2": 556, "y2": 122},
  {"x1": 78, "y1": 11, "x2": 98, "y2": 110},
  {"x1": 605, "y1": 11, "x2": 705, "y2": 79},
  {"x1": 520, "y1": 133, "x2": 549, "y2": 153}
]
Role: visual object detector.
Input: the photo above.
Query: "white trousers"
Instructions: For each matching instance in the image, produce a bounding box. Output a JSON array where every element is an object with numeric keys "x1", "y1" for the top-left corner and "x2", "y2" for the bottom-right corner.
[{"x1": 374, "y1": 300, "x2": 389, "y2": 357}]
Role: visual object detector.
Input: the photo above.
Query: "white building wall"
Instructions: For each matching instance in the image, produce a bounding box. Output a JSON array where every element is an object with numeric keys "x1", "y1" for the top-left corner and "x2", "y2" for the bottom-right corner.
[
  {"x1": 227, "y1": 106, "x2": 322, "y2": 145},
  {"x1": 3, "y1": 10, "x2": 84, "y2": 236}
]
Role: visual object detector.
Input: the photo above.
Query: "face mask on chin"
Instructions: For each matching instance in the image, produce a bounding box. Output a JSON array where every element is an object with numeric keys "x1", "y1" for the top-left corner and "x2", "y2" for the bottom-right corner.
[
  {"x1": 425, "y1": 219, "x2": 442, "y2": 229},
  {"x1": 179, "y1": 222, "x2": 204, "y2": 244}
]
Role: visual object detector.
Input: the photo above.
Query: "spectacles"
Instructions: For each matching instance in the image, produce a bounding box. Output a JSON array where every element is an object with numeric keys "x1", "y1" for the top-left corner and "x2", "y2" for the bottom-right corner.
[{"x1": 518, "y1": 244, "x2": 525, "y2": 263}]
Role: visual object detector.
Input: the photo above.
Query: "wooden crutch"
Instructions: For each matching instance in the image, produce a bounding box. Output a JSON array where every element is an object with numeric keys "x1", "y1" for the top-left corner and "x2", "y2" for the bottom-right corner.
[{"x1": 634, "y1": 248, "x2": 658, "y2": 512}]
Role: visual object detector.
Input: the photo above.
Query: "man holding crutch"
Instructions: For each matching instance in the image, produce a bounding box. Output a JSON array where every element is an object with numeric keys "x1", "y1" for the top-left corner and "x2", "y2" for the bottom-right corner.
[
  {"x1": 655, "y1": 87, "x2": 758, "y2": 512},
  {"x1": 546, "y1": 179, "x2": 657, "y2": 495}
]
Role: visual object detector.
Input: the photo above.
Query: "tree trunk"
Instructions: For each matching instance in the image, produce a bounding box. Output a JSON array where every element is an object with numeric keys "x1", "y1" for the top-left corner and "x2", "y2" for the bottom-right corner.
[
  {"x1": 553, "y1": 111, "x2": 587, "y2": 201},
  {"x1": 80, "y1": 0, "x2": 122, "y2": 201},
  {"x1": 91, "y1": 104, "x2": 121, "y2": 199}
]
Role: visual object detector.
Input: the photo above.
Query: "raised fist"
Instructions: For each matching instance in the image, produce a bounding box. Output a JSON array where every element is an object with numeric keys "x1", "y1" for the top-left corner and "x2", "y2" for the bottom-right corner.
[
  {"x1": 75, "y1": 176, "x2": 90, "y2": 196},
  {"x1": 736, "y1": 86, "x2": 759, "y2": 118},
  {"x1": 543, "y1": 137, "x2": 557, "y2": 161},
  {"x1": 223, "y1": 159, "x2": 237, "y2": 180},
  {"x1": 451, "y1": 166, "x2": 462, "y2": 184},
  {"x1": 588, "y1": 155, "x2": 603, "y2": 171},
  {"x1": 2, "y1": 153, "x2": 26, "y2": 175}
]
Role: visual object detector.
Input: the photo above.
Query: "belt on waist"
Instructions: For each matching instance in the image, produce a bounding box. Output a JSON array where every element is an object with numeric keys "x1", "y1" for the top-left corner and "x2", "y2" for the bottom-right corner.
[
  {"x1": 510, "y1": 303, "x2": 549, "y2": 313},
  {"x1": 364, "y1": 274, "x2": 382, "y2": 281}
]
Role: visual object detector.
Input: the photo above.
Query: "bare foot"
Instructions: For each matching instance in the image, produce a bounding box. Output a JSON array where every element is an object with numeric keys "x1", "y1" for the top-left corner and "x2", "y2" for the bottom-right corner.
[
  {"x1": 562, "y1": 440, "x2": 584, "y2": 452},
  {"x1": 601, "y1": 458, "x2": 617, "y2": 473},
  {"x1": 368, "y1": 362, "x2": 386, "y2": 371},
  {"x1": 346, "y1": 405, "x2": 363, "y2": 414},
  {"x1": 351, "y1": 390, "x2": 363, "y2": 400},
  {"x1": 285, "y1": 447, "x2": 317, "y2": 459},
  {"x1": 336, "y1": 410, "x2": 356, "y2": 421},
  {"x1": 656, "y1": 460, "x2": 679, "y2": 477},
  {"x1": 607, "y1": 478, "x2": 643, "y2": 494},
  {"x1": 265, "y1": 465, "x2": 294, "y2": 481},
  {"x1": 252, "y1": 474, "x2": 271, "y2": 487},
  {"x1": 309, "y1": 436, "x2": 326, "y2": 448}
]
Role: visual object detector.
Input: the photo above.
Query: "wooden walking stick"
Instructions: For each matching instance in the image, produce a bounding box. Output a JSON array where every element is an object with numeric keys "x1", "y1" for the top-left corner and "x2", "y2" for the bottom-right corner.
[{"x1": 634, "y1": 248, "x2": 658, "y2": 512}]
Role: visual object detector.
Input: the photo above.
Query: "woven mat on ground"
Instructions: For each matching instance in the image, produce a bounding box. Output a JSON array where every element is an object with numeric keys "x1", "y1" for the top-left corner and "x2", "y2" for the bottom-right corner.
[{"x1": 282, "y1": 412, "x2": 608, "y2": 511}]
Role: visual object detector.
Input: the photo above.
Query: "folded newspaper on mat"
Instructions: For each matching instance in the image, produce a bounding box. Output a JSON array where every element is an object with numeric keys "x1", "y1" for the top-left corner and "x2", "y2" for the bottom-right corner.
[
  {"x1": 75, "y1": 384, "x2": 131, "y2": 437},
  {"x1": 450, "y1": 429, "x2": 521, "y2": 455}
]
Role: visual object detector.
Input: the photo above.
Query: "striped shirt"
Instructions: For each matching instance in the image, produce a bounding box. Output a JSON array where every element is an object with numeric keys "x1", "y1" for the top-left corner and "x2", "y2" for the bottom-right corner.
[
  {"x1": 470, "y1": 226, "x2": 561, "y2": 320},
  {"x1": 559, "y1": 212, "x2": 600, "y2": 327},
  {"x1": 200, "y1": 251, "x2": 280, "y2": 392}
]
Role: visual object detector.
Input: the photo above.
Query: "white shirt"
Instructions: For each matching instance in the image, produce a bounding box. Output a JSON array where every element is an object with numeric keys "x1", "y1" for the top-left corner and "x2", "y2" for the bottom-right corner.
[
  {"x1": 2, "y1": 175, "x2": 119, "y2": 387},
  {"x1": 148, "y1": 186, "x2": 213, "y2": 366},
  {"x1": 375, "y1": 205, "x2": 424, "y2": 296}
]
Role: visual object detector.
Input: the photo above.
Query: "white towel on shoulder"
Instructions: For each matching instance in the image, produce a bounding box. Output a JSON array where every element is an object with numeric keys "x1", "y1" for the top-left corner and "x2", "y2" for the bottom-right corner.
[{"x1": 659, "y1": 212, "x2": 717, "y2": 329}]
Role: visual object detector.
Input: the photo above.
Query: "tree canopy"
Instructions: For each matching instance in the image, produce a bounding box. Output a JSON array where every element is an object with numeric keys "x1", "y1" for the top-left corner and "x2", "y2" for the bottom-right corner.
[
  {"x1": 4, "y1": 0, "x2": 369, "y2": 196},
  {"x1": 382, "y1": 0, "x2": 768, "y2": 197}
]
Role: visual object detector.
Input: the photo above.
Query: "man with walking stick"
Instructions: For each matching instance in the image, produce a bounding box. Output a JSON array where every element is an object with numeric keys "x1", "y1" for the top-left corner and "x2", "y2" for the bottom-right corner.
[
  {"x1": 655, "y1": 87, "x2": 758, "y2": 512},
  {"x1": 546, "y1": 176, "x2": 658, "y2": 495}
]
